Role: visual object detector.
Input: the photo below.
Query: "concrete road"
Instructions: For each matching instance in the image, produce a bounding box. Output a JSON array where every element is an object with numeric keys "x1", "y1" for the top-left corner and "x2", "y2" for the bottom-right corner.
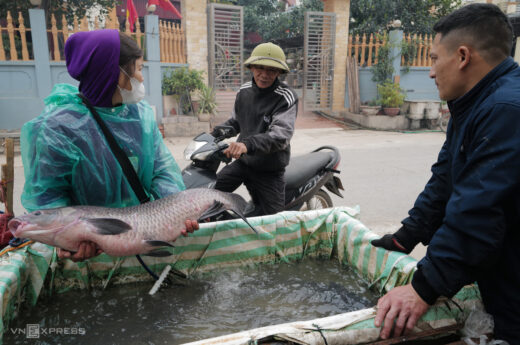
[
  {"x1": 280, "y1": 127, "x2": 444, "y2": 259},
  {"x1": 2, "y1": 126, "x2": 445, "y2": 260}
]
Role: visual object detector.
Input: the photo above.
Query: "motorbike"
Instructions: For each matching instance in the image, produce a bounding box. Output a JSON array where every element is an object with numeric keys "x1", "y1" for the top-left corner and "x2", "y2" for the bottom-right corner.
[{"x1": 181, "y1": 125, "x2": 344, "y2": 216}]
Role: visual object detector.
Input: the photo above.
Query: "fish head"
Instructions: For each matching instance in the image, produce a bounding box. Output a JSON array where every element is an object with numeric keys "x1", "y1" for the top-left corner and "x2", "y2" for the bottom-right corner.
[{"x1": 8, "y1": 207, "x2": 82, "y2": 247}]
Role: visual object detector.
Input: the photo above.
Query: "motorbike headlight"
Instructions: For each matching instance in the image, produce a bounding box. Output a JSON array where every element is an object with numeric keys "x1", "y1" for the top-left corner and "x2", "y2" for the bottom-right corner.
[{"x1": 184, "y1": 140, "x2": 208, "y2": 160}]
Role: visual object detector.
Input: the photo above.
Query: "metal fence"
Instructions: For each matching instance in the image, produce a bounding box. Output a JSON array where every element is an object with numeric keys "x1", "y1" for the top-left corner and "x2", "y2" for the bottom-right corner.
[
  {"x1": 303, "y1": 11, "x2": 336, "y2": 112},
  {"x1": 348, "y1": 32, "x2": 434, "y2": 68},
  {"x1": 207, "y1": 3, "x2": 243, "y2": 91},
  {"x1": 0, "y1": 8, "x2": 185, "y2": 63},
  {"x1": 0, "y1": 11, "x2": 31, "y2": 61},
  {"x1": 402, "y1": 33, "x2": 433, "y2": 67},
  {"x1": 159, "y1": 20, "x2": 186, "y2": 63}
]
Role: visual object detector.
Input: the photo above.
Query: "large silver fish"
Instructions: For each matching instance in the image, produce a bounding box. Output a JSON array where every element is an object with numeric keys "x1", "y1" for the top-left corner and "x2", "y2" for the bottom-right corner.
[{"x1": 8, "y1": 188, "x2": 255, "y2": 257}]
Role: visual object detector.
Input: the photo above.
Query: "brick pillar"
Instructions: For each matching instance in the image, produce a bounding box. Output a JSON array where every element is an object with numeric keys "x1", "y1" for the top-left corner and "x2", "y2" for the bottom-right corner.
[
  {"x1": 323, "y1": 0, "x2": 350, "y2": 112},
  {"x1": 181, "y1": 0, "x2": 209, "y2": 84}
]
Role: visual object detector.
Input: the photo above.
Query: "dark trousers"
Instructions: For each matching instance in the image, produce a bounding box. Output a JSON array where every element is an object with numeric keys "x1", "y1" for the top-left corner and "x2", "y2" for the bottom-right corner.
[{"x1": 215, "y1": 161, "x2": 285, "y2": 216}]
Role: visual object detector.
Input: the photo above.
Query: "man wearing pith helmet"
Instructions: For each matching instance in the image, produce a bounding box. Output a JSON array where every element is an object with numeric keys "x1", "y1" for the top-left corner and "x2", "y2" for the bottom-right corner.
[{"x1": 212, "y1": 42, "x2": 298, "y2": 216}]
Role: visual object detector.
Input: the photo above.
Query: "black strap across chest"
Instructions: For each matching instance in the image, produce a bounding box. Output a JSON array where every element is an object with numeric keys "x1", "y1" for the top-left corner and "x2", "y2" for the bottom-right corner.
[{"x1": 78, "y1": 93, "x2": 150, "y2": 204}]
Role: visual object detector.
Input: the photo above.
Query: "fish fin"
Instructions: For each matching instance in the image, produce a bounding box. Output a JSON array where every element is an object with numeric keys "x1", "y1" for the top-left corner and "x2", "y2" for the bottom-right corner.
[
  {"x1": 86, "y1": 218, "x2": 132, "y2": 235},
  {"x1": 145, "y1": 240, "x2": 175, "y2": 248},
  {"x1": 197, "y1": 200, "x2": 227, "y2": 221},
  {"x1": 143, "y1": 250, "x2": 173, "y2": 257},
  {"x1": 199, "y1": 200, "x2": 258, "y2": 234},
  {"x1": 227, "y1": 208, "x2": 258, "y2": 234}
]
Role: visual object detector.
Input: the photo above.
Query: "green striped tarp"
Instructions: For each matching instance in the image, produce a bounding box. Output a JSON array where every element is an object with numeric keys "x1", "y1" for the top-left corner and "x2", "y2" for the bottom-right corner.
[{"x1": 0, "y1": 207, "x2": 483, "y2": 344}]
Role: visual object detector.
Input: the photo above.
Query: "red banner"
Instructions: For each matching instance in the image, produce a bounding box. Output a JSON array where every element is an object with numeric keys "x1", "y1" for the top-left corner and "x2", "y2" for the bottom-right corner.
[
  {"x1": 148, "y1": 0, "x2": 182, "y2": 19},
  {"x1": 127, "y1": 0, "x2": 139, "y2": 32}
]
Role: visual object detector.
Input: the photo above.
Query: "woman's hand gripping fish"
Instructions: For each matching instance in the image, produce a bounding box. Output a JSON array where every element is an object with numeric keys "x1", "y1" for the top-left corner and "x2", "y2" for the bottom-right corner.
[{"x1": 8, "y1": 189, "x2": 256, "y2": 257}]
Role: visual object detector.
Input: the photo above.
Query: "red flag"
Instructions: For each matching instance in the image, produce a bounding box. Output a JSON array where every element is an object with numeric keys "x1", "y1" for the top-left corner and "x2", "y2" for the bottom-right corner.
[
  {"x1": 127, "y1": 0, "x2": 138, "y2": 32},
  {"x1": 148, "y1": 0, "x2": 182, "y2": 19}
]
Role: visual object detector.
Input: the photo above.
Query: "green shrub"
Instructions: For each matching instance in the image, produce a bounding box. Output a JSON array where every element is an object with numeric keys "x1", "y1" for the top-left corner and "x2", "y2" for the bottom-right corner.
[
  {"x1": 371, "y1": 33, "x2": 393, "y2": 85},
  {"x1": 377, "y1": 82, "x2": 405, "y2": 108},
  {"x1": 162, "y1": 67, "x2": 205, "y2": 115},
  {"x1": 162, "y1": 67, "x2": 204, "y2": 97},
  {"x1": 197, "y1": 85, "x2": 217, "y2": 115}
]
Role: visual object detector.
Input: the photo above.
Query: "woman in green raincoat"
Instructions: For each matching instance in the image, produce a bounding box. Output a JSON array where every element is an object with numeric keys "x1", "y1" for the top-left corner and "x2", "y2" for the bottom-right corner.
[{"x1": 20, "y1": 30, "x2": 198, "y2": 261}]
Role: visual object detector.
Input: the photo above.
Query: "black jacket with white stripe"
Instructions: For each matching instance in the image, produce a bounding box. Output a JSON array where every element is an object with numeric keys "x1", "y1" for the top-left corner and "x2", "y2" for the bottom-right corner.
[{"x1": 218, "y1": 77, "x2": 298, "y2": 172}]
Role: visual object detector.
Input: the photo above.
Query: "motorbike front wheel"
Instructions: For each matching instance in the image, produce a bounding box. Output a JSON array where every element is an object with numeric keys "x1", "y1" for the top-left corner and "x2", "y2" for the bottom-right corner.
[{"x1": 300, "y1": 189, "x2": 333, "y2": 211}]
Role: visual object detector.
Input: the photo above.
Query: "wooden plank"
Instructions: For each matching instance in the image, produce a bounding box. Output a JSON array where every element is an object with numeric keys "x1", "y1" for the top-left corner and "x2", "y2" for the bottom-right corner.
[
  {"x1": 353, "y1": 57, "x2": 360, "y2": 113},
  {"x1": 346, "y1": 57, "x2": 354, "y2": 112},
  {"x1": 346, "y1": 57, "x2": 361, "y2": 114}
]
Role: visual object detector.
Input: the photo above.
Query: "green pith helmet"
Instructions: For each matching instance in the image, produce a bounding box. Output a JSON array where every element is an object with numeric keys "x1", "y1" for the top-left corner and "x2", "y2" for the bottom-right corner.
[{"x1": 244, "y1": 42, "x2": 289, "y2": 73}]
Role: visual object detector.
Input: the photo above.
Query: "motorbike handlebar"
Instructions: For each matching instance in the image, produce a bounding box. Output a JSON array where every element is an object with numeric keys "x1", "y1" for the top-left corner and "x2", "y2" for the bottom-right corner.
[
  {"x1": 215, "y1": 142, "x2": 231, "y2": 164},
  {"x1": 216, "y1": 142, "x2": 229, "y2": 150}
]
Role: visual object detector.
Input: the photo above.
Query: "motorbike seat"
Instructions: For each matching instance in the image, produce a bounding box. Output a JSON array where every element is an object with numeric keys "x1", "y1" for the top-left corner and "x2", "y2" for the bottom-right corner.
[{"x1": 285, "y1": 151, "x2": 334, "y2": 190}]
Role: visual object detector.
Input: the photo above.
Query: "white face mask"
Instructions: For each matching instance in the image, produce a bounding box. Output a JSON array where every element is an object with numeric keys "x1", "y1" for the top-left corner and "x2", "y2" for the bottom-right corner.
[{"x1": 118, "y1": 68, "x2": 145, "y2": 104}]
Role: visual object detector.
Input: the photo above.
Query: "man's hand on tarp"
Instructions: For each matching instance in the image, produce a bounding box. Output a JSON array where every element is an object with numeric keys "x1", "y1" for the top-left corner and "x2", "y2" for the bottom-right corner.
[{"x1": 374, "y1": 284, "x2": 430, "y2": 339}]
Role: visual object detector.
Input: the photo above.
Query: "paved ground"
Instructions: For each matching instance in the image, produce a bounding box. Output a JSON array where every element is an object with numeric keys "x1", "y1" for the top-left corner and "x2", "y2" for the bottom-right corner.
[
  {"x1": 2, "y1": 111, "x2": 445, "y2": 260},
  {"x1": 294, "y1": 102, "x2": 348, "y2": 129}
]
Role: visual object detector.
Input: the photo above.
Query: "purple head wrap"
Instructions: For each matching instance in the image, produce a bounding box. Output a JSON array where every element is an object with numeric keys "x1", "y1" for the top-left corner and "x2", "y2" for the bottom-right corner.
[{"x1": 65, "y1": 30, "x2": 120, "y2": 107}]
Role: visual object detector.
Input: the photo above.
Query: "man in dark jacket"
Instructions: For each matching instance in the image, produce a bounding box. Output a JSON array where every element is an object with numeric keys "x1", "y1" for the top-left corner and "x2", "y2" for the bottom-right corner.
[
  {"x1": 372, "y1": 4, "x2": 520, "y2": 343},
  {"x1": 212, "y1": 42, "x2": 298, "y2": 216}
]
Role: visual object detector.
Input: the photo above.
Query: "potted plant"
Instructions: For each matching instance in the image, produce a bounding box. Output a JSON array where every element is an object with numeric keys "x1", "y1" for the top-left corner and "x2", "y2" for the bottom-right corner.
[
  {"x1": 377, "y1": 82, "x2": 406, "y2": 116},
  {"x1": 162, "y1": 67, "x2": 204, "y2": 115},
  {"x1": 360, "y1": 99, "x2": 381, "y2": 115},
  {"x1": 196, "y1": 85, "x2": 217, "y2": 122}
]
